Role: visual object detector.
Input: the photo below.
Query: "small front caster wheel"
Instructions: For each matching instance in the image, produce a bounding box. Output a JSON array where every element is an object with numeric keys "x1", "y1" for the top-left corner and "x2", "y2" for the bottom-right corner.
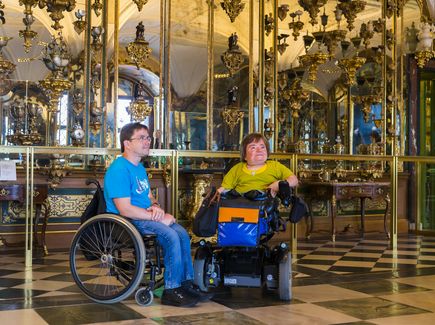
[{"x1": 135, "y1": 287, "x2": 153, "y2": 306}]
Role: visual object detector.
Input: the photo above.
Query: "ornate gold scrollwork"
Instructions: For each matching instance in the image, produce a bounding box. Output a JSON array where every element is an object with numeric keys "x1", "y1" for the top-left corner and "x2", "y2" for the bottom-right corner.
[
  {"x1": 0, "y1": 188, "x2": 10, "y2": 197},
  {"x1": 220, "y1": 0, "x2": 245, "y2": 23}
]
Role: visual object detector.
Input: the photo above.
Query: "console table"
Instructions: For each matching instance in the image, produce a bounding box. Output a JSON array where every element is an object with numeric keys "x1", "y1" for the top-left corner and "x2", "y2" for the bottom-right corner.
[
  {"x1": 303, "y1": 181, "x2": 390, "y2": 241},
  {"x1": 0, "y1": 184, "x2": 50, "y2": 255}
]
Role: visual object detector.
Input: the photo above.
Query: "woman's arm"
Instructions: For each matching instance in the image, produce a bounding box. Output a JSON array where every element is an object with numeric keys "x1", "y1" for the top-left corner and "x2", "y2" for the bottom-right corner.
[{"x1": 268, "y1": 174, "x2": 299, "y2": 194}]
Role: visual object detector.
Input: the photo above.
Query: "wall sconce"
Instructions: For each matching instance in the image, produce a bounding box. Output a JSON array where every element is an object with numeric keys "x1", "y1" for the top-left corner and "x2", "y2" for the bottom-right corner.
[
  {"x1": 265, "y1": 13, "x2": 274, "y2": 36},
  {"x1": 127, "y1": 22, "x2": 151, "y2": 69},
  {"x1": 288, "y1": 11, "x2": 304, "y2": 41},
  {"x1": 127, "y1": 81, "x2": 152, "y2": 121},
  {"x1": 277, "y1": 34, "x2": 289, "y2": 55},
  {"x1": 0, "y1": 36, "x2": 16, "y2": 79},
  {"x1": 91, "y1": 0, "x2": 102, "y2": 16},
  {"x1": 132, "y1": 0, "x2": 149, "y2": 12},
  {"x1": 38, "y1": 0, "x2": 76, "y2": 30},
  {"x1": 303, "y1": 33, "x2": 315, "y2": 52},
  {"x1": 73, "y1": 9, "x2": 86, "y2": 35},
  {"x1": 298, "y1": 0, "x2": 327, "y2": 26},
  {"x1": 19, "y1": 6, "x2": 38, "y2": 53},
  {"x1": 91, "y1": 26, "x2": 104, "y2": 53},
  {"x1": 278, "y1": 4, "x2": 290, "y2": 21},
  {"x1": 337, "y1": 0, "x2": 367, "y2": 31},
  {"x1": 221, "y1": 32, "x2": 243, "y2": 76},
  {"x1": 221, "y1": 0, "x2": 245, "y2": 23}
]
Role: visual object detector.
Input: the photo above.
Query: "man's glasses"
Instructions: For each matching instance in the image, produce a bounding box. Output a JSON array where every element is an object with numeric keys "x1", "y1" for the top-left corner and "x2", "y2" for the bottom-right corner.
[{"x1": 129, "y1": 135, "x2": 152, "y2": 142}]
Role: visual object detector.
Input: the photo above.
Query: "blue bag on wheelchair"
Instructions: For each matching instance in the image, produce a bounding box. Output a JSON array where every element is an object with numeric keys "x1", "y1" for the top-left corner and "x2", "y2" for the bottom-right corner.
[{"x1": 217, "y1": 197, "x2": 268, "y2": 247}]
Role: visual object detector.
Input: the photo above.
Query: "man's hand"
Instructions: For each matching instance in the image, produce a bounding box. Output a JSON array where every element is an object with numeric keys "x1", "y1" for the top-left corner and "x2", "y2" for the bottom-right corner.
[
  {"x1": 160, "y1": 213, "x2": 176, "y2": 226},
  {"x1": 148, "y1": 205, "x2": 165, "y2": 222}
]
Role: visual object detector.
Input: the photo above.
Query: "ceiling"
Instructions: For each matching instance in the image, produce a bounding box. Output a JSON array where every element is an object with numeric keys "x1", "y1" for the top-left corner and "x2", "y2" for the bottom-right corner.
[{"x1": 0, "y1": 0, "x2": 430, "y2": 98}]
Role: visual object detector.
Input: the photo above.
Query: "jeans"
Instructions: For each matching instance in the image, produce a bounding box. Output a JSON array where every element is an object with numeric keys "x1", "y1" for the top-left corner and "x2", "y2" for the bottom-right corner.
[{"x1": 131, "y1": 220, "x2": 193, "y2": 289}]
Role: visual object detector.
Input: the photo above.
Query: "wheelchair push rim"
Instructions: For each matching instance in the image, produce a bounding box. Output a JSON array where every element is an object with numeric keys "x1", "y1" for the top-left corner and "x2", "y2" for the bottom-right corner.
[{"x1": 69, "y1": 214, "x2": 146, "y2": 304}]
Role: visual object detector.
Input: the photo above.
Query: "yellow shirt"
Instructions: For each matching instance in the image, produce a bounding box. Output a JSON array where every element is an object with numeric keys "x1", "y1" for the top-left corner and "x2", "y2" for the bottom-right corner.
[{"x1": 221, "y1": 160, "x2": 294, "y2": 193}]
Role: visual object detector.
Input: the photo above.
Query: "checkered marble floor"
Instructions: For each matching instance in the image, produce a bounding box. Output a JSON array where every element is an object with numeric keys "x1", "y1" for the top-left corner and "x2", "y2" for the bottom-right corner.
[{"x1": 1, "y1": 235, "x2": 435, "y2": 324}]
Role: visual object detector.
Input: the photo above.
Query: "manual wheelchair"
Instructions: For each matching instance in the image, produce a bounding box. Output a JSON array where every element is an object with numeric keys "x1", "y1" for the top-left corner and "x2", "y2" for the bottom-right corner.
[
  {"x1": 193, "y1": 184, "x2": 294, "y2": 301},
  {"x1": 69, "y1": 181, "x2": 164, "y2": 306}
]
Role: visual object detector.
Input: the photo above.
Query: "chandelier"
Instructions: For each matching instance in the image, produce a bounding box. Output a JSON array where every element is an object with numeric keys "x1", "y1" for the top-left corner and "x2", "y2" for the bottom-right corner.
[{"x1": 126, "y1": 22, "x2": 151, "y2": 69}]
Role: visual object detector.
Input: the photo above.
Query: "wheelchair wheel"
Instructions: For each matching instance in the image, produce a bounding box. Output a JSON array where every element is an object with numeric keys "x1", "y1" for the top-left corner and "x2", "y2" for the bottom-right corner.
[
  {"x1": 70, "y1": 214, "x2": 146, "y2": 304},
  {"x1": 278, "y1": 252, "x2": 292, "y2": 301},
  {"x1": 135, "y1": 287, "x2": 153, "y2": 306},
  {"x1": 193, "y1": 258, "x2": 208, "y2": 292}
]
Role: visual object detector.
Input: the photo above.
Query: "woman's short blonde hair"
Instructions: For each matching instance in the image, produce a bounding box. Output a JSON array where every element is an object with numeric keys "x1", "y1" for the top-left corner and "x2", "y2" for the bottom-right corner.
[{"x1": 240, "y1": 133, "x2": 270, "y2": 162}]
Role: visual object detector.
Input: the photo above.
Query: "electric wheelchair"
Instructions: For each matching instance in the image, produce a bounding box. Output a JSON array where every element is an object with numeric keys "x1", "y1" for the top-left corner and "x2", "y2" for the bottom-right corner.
[
  {"x1": 69, "y1": 180, "x2": 164, "y2": 306},
  {"x1": 193, "y1": 182, "x2": 295, "y2": 301}
]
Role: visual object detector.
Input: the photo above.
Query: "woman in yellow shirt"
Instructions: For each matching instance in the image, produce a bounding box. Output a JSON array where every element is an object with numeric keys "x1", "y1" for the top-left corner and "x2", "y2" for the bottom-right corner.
[{"x1": 218, "y1": 133, "x2": 298, "y2": 195}]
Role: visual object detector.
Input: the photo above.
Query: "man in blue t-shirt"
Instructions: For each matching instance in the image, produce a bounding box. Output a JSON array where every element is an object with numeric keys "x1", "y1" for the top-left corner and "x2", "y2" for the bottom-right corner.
[{"x1": 104, "y1": 122, "x2": 211, "y2": 307}]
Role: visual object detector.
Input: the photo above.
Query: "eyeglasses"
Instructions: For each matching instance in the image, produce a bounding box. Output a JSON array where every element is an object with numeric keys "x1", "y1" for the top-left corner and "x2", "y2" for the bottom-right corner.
[{"x1": 129, "y1": 135, "x2": 152, "y2": 142}]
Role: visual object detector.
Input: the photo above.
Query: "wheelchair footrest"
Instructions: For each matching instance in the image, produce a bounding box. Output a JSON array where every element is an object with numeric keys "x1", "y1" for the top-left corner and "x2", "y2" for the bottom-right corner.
[{"x1": 223, "y1": 274, "x2": 261, "y2": 287}]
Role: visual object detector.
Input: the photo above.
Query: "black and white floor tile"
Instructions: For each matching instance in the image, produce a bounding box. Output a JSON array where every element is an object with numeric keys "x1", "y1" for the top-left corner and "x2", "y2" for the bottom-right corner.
[{"x1": 1, "y1": 235, "x2": 435, "y2": 324}]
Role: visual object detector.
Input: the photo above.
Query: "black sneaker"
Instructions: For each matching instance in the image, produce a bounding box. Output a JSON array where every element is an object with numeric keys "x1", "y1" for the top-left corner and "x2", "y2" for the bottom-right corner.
[
  {"x1": 161, "y1": 287, "x2": 199, "y2": 307},
  {"x1": 182, "y1": 282, "x2": 214, "y2": 302}
]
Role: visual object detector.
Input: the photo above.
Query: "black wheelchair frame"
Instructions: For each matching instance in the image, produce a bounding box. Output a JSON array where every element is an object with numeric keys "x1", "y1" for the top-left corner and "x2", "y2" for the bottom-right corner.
[
  {"x1": 193, "y1": 186, "x2": 293, "y2": 301},
  {"x1": 69, "y1": 180, "x2": 164, "y2": 306}
]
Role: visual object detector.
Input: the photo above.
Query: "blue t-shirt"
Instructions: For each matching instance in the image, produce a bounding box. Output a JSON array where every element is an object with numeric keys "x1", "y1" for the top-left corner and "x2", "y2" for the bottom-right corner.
[{"x1": 104, "y1": 156, "x2": 152, "y2": 214}]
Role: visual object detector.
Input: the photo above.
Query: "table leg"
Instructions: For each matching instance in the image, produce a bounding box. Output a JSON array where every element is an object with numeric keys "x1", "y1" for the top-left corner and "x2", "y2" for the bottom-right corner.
[
  {"x1": 384, "y1": 193, "x2": 391, "y2": 239},
  {"x1": 360, "y1": 197, "x2": 366, "y2": 237},
  {"x1": 306, "y1": 199, "x2": 314, "y2": 239},
  {"x1": 331, "y1": 195, "x2": 336, "y2": 242},
  {"x1": 34, "y1": 204, "x2": 42, "y2": 248},
  {"x1": 41, "y1": 202, "x2": 50, "y2": 255}
]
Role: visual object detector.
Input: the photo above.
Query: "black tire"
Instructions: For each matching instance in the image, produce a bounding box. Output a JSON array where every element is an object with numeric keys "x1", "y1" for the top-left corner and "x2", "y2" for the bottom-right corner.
[
  {"x1": 278, "y1": 252, "x2": 292, "y2": 301},
  {"x1": 69, "y1": 214, "x2": 146, "y2": 304},
  {"x1": 193, "y1": 258, "x2": 208, "y2": 292},
  {"x1": 135, "y1": 287, "x2": 153, "y2": 306}
]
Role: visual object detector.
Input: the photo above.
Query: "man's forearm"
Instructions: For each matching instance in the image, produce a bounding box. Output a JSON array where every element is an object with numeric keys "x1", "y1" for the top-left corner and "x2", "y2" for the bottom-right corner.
[{"x1": 118, "y1": 204, "x2": 153, "y2": 221}]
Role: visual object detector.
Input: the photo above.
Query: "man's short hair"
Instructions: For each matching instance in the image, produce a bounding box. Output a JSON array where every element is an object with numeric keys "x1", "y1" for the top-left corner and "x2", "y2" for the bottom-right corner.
[
  {"x1": 120, "y1": 122, "x2": 149, "y2": 153},
  {"x1": 240, "y1": 133, "x2": 270, "y2": 162}
]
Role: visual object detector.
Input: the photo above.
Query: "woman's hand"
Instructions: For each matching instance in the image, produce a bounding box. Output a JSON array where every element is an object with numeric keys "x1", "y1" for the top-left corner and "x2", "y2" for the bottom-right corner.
[
  {"x1": 148, "y1": 205, "x2": 165, "y2": 222},
  {"x1": 267, "y1": 181, "x2": 280, "y2": 196}
]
